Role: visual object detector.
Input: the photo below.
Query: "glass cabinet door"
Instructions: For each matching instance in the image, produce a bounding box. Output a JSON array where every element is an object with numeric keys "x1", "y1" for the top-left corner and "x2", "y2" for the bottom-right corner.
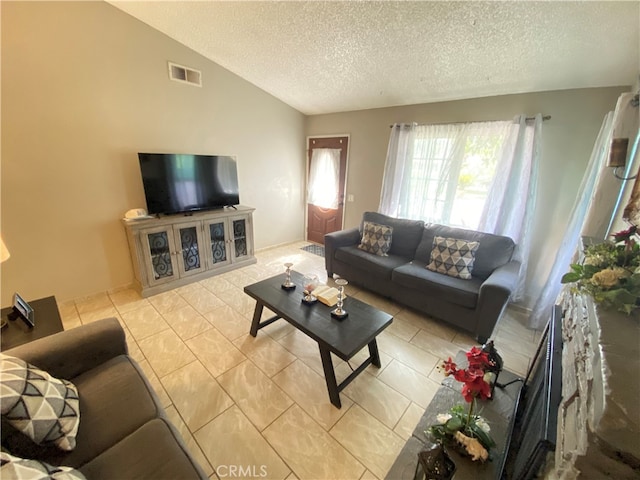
[
  {"x1": 133, "y1": 210, "x2": 254, "y2": 295},
  {"x1": 143, "y1": 228, "x2": 178, "y2": 285},
  {"x1": 173, "y1": 222, "x2": 207, "y2": 277},
  {"x1": 205, "y1": 220, "x2": 232, "y2": 269},
  {"x1": 231, "y1": 215, "x2": 253, "y2": 261}
]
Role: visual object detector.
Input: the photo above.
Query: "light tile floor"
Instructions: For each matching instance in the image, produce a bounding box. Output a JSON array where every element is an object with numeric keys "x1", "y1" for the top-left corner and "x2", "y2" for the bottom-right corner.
[{"x1": 61, "y1": 241, "x2": 541, "y2": 480}]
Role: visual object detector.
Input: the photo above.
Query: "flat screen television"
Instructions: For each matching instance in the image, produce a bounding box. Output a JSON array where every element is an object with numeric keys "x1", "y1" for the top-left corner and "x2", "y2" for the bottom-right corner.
[{"x1": 138, "y1": 153, "x2": 240, "y2": 215}]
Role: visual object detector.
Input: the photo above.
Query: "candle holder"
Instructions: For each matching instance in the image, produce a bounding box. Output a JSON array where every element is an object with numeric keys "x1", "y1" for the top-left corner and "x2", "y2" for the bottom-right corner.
[
  {"x1": 281, "y1": 262, "x2": 295, "y2": 290},
  {"x1": 302, "y1": 274, "x2": 319, "y2": 304},
  {"x1": 331, "y1": 278, "x2": 349, "y2": 319},
  {"x1": 481, "y1": 340, "x2": 504, "y2": 396}
]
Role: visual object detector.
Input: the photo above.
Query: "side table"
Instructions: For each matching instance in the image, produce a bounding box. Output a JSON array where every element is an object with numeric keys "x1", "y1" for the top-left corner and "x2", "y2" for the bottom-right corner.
[
  {"x1": 1, "y1": 296, "x2": 63, "y2": 351},
  {"x1": 386, "y1": 366, "x2": 523, "y2": 479}
]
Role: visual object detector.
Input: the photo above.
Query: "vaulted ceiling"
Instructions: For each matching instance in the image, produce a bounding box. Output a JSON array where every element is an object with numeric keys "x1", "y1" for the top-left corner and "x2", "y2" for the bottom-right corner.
[{"x1": 108, "y1": 1, "x2": 639, "y2": 115}]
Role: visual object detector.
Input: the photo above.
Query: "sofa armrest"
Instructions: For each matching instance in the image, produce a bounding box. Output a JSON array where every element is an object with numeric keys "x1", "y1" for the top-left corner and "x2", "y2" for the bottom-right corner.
[
  {"x1": 4, "y1": 318, "x2": 128, "y2": 380},
  {"x1": 324, "y1": 227, "x2": 361, "y2": 276},
  {"x1": 474, "y1": 260, "x2": 521, "y2": 343}
]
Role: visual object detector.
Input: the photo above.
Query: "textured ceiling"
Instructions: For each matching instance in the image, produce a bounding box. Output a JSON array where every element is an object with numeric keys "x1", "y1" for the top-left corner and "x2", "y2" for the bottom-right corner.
[{"x1": 108, "y1": 1, "x2": 639, "y2": 115}]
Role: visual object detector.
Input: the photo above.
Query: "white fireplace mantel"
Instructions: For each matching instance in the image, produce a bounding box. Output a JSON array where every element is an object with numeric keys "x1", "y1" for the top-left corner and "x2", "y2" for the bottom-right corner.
[{"x1": 550, "y1": 290, "x2": 640, "y2": 478}]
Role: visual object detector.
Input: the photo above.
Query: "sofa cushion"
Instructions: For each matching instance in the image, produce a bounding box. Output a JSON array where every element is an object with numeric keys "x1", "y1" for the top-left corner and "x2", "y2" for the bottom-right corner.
[
  {"x1": 415, "y1": 224, "x2": 515, "y2": 280},
  {"x1": 79, "y1": 418, "x2": 205, "y2": 480},
  {"x1": 427, "y1": 237, "x2": 480, "y2": 280},
  {"x1": 392, "y1": 262, "x2": 483, "y2": 309},
  {"x1": 0, "y1": 353, "x2": 80, "y2": 452},
  {"x1": 335, "y1": 246, "x2": 409, "y2": 279},
  {"x1": 0, "y1": 451, "x2": 86, "y2": 480},
  {"x1": 358, "y1": 221, "x2": 393, "y2": 256},
  {"x1": 362, "y1": 212, "x2": 425, "y2": 258},
  {"x1": 2, "y1": 355, "x2": 159, "y2": 468}
]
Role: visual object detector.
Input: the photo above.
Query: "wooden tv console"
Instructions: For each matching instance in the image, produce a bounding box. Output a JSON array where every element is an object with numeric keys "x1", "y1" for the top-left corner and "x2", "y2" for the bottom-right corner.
[{"x1": 122, "y1": 206, "x2": 256, "y2": 297}]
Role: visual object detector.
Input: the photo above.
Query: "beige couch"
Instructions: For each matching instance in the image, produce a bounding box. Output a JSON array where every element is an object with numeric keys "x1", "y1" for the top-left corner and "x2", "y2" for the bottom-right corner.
[{"x1": 1, "y1": 318, "x2": 207, "y2": 479}]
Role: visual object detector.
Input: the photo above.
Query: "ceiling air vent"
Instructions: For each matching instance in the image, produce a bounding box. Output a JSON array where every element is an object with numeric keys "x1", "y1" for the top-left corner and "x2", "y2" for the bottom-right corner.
[{"x1": 168, "y1": 61, "x2": 202, "y2": 87}]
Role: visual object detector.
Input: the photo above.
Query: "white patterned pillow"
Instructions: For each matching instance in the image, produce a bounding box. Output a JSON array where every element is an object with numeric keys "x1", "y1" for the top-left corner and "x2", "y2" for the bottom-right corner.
[
  {"x1": 427, "y1": 236, "x2": 480, "y2": 279},
  {"x1": 0, "y1": 354, "x2": 80, "y2": 451},
  {"x1": 358, "y1": 221, "x2": 393, "y2": 256},
  {"x1": 0, "y1": 451, "x2": 86, "y2": 480}
]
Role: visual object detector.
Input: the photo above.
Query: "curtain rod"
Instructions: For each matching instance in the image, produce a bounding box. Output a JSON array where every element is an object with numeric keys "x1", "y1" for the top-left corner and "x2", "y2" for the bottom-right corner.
[{"x1": 389, "y1": 115, "x2": 551, "y2": 128}]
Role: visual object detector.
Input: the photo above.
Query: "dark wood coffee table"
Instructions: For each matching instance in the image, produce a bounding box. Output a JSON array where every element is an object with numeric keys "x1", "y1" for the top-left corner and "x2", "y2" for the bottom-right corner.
[
  {"x1": 1, "y1": 296, "x2": 63, "y2": 350},
  {"x1": 244, "y1": 271, "x2": 393, "y2": 408}
]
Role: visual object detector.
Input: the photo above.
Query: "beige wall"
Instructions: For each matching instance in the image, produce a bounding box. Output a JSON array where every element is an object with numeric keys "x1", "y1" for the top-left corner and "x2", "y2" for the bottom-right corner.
[
  {"x1": 1, "y1": 1, "x2": 306, "y2": 306},
  {"x1": 305, "y1": 87, "x2": 629, "y2": 308},
  {"x1": 1, "y1": 1, "x2": 628, "y2": 311}
]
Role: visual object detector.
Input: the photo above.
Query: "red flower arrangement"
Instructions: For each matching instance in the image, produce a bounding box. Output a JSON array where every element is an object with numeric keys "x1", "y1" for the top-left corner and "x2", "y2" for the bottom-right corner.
[
  {"x1": 612, "y1": 225, "x2": 637, "y2": 245},
  {"x1": 442, "y1": 346, "x2": 494, "y2": 403},
  {"x1": 428, "y1": 346, "x2": 497, "y2": 461}
]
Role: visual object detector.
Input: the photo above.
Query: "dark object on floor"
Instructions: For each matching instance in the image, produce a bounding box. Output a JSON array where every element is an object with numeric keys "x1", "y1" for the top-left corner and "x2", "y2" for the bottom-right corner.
[{"x1": 301, "y1": 244, "x2": 325, "y2": 257}]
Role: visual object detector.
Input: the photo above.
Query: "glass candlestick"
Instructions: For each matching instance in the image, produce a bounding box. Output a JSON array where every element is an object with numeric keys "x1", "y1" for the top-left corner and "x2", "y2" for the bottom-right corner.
[
  {"x1": 302, "y1": 274, "x2": 319, "y2": 302},
  {"x1": 332, "y1": 278, "x2": 348, "y2": 318},
  {"x1": 281, "y1": 262, "x2": 295, "y2": 290}
]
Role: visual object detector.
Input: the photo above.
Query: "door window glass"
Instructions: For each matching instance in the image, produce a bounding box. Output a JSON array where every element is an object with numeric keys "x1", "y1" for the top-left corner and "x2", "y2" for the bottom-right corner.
[{"x1": 307, "y1": 148, "x2": 340, "y2": 209}]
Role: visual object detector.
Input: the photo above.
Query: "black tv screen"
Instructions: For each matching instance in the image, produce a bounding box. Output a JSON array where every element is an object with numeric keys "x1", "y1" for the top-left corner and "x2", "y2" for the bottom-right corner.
[{"x1": 138, "y1": 153, "x2": 240, "y2": 215}]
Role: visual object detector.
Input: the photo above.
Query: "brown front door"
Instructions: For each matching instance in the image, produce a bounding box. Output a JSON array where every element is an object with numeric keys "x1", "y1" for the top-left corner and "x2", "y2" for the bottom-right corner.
[{"x1": 306, "y1": 136, "x2": 348, "y2": 245}]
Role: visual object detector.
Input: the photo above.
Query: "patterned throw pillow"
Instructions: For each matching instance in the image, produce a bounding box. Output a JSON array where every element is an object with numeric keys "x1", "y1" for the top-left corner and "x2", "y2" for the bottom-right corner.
[
  {"x1": 0, "y1": 354, "x2": 80, "y2": 451},
  {"x1": 0, "y1": 451, "x2": 86, "y2": 480},
  {"x1": 358, "y1": 221, "x2": 393, "y2": 256},
  {"x1": 427, "y1": 236, "x2": 480, "y2": 279}
]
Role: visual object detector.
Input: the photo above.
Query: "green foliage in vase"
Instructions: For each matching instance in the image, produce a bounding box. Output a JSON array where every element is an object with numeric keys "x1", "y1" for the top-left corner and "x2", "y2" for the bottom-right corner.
[
  {"x1": 561, "y1": 227, "x2": 640, "y2": 314},
  {"x1": 427, "y1": 347, "x2": 498, "y2": 462},
  {"x1": 429, "y1": 405, "x2": 496, "y2": 453}
]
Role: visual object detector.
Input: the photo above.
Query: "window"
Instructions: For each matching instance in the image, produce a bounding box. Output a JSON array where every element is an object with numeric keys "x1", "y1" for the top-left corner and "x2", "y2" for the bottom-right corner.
[
  {"x1": 307, "y1": 148, "x2": 340, "y2": 209},
  {"x1": 397, "y1": 121, "x2": 515, "y2": 229},
  {"x1": 381, "y1": 115, "x2": 542, "y2": 303}
]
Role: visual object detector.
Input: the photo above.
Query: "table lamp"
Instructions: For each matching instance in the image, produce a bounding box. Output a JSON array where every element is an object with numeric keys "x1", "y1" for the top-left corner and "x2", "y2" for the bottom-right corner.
[
  {"x1": 0, "y1": 236, "x2": 10, "y2": 263},
  {"x1": 0, "y1": 235, "x2": 9, "y2": 329}
]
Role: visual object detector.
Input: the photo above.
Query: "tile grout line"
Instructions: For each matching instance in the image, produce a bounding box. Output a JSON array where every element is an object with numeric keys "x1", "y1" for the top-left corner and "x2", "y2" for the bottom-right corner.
[{"x1": 63, "y1": 243, "x2": 539, "y2": 478}]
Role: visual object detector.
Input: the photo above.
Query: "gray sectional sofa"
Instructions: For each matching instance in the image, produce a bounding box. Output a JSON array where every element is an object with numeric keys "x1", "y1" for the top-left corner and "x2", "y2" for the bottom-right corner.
[
  {"x1": 1, "y1": 318, "x2": 207, "y2": 479},
  {"x1": 325, "y1": 212, "x2": 520, "y2": 343}
]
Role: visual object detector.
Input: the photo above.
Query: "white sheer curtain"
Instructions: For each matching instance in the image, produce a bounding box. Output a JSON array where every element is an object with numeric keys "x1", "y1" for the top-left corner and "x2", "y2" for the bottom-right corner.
[
  {"x1": 529, "y1": 112, "x2": 614, "y2": 329},
  {"x1": 379, "y1": 123, "x2": 416, "y2": 216},
  {"x1": 478, "y1": 114, "x2": 542, "y2": 301},
  {"x1": 380, "y1": 121, "x2": 514, "y2": 226},
  {"x1": 307, "y1": 148, "x2": 341, "y2": 209},
  {"x1": 379, "y1": 115, "x2": 542, "y2": 302}
]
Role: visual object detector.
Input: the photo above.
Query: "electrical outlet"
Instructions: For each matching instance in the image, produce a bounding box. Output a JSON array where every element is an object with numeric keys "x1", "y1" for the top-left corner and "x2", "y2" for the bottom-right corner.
[{"x1": 347, "y1": 194, "x2": 355, "y2": 202}]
